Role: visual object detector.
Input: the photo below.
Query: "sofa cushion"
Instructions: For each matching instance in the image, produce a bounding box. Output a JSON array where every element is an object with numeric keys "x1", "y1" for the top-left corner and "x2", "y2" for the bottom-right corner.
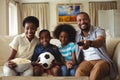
[
  {"x1": 106, "y1": 37, "x2": 120, "y2": 58},
  {"x1": 0, "y1": 35, "x2": 14, "y2": 66},
  {"x1": 50, "y1": 38, "x2": 61, "y2": 47},
  {"x1": 0, "y1": 66, "x2": 4, "y2": 76}
]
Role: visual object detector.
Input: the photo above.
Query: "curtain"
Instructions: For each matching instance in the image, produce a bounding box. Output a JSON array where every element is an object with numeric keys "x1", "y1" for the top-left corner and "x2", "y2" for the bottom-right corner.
[
  {"x1": 6, "y1": 0, "x2": 23, "y2": 35},
  {"x1": 89, "y1": 1, "x2": 117, "y2": 26},
  {"x1": 22, "y1": 3, "x2": 49, "y2": 36},
  {"x1": 14, "y1": 0, "x2": 23, "y2": 34}
]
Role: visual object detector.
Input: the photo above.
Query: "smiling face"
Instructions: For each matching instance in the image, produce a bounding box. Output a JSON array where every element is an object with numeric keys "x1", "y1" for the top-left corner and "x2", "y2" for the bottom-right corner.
[
  {"x1": 59, "y1": 31, "x2": 69, "y2": 47},
  {"x1": 39, "y1": 31, "x2": 51, "y2": 48},
  {"x1": 77, "y1": 13, "x2": 91, "y2": 31},
  {"x1": 24, "y1": 22, "x2": 37, "y2": 41}
]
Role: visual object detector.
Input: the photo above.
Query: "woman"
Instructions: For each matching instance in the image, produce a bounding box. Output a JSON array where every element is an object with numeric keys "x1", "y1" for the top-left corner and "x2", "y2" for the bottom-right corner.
[{"x1": 3, "y1": 16, "x2": 39, "y2": 76}]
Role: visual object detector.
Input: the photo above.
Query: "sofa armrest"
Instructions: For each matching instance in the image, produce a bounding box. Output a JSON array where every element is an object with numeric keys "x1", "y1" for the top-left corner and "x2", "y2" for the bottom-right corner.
[
  {"x1": 106, "y1": 37, "x2": 120, "y2": 58},
  {"x1": 0, "y1": 35, "x2": 15, "y2": 66},
  {"x1": 113, "y1": 42, "x2": 120, "y2": 77}
]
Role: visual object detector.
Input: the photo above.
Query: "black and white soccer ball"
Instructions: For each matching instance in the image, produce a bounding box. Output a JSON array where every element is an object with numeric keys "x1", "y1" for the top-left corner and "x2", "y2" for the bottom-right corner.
[{"x1": 38, "y1": 52, "x2": 55, "y2": 69}]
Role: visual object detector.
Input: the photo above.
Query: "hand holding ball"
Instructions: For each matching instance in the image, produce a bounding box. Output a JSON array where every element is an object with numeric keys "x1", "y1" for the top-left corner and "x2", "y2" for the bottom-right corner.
[{"x1": 38, "y1": 52, "x2": 55, "y2": 69}]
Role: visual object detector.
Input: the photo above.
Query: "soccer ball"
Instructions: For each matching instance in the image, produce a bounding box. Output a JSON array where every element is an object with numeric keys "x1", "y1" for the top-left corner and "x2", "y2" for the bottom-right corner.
[{"x1": 38, "y1": 52, "x2": 55, "y2": 69}]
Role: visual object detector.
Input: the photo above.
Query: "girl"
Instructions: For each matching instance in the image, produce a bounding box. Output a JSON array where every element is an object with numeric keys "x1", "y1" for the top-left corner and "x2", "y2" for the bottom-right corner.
[{"x1": 53, "y1": 24, "x2": 77, "y2": 76}]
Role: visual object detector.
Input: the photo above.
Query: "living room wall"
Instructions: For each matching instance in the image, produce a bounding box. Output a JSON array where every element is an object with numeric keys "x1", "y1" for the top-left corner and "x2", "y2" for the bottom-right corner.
[
  {"x1": 22, "y1": 0, "x2": 119, "y2": 33},
  {"x1": 0, "y1": 0, "x2": 119, "y2": 35},
  {"x1": 0, "y1": 0, "x2": 9, "y2": 35},
  {"x1": 22, "y1": 0, "x2": 89, "y2": 33},
  {"x1": 48, "y1": 0, "x2": 89, "y2": 32}
]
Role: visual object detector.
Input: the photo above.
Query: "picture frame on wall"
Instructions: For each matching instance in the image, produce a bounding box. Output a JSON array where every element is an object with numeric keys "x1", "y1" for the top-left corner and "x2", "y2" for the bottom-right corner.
[{"x1": 57, "y1": 3, "x2": 83, "y2": 24}]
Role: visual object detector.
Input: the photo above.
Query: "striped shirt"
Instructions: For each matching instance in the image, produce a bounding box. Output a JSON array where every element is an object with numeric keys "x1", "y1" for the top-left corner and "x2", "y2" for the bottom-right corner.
[{"x1": 59, "y1": 42, "x2": 75, "y2": 61}]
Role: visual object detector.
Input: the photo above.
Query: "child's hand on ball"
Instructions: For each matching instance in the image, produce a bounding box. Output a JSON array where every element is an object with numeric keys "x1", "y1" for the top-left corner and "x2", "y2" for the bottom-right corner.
[
  {"x1": 52, "y1": 60, "x2": 59, "y2": 65},
  {"x1": 35, "y1": 61, "x2": 42, "y2": 66}
]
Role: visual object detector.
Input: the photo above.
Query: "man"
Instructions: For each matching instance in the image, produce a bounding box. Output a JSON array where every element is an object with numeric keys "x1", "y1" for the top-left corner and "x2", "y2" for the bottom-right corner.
[{"x1": 75, "y1": 12, "x2": 118, "y2": 80}]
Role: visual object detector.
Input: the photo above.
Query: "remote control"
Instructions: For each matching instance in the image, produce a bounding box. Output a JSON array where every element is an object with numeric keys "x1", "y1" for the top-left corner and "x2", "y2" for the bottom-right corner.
[{"x1": 77, "y1": 42, "x2": 84, "y2": 46}]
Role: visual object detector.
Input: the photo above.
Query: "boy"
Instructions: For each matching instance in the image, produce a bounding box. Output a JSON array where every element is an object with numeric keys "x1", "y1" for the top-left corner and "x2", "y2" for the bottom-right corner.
[{"x1": 31, "y1": 29, "x2": 63, "y2": 76}]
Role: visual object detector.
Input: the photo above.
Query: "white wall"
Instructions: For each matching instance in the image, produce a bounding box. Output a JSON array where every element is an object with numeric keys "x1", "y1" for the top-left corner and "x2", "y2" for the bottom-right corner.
[
  {"x1": 22, "y1": 0, "x2": 89, "y2": 32},
  {"x1": 117, "y1": 0, "x2": 120, "y2": 10},
  {"x1": 22, "y1": 0, "x2": 119, "y2": 32},
  {"x1": 98, "y1": 10, "x2": 120, "y2": 37},
  {"x1": 0, "y1": 0, "x2": 9, "y2": 35},
  {"x1": 0, "y1": 0, "x2": 119, "y2": 35},
  {"x1": 49, "y1": 0, "x2": 89, "y2": 32}
]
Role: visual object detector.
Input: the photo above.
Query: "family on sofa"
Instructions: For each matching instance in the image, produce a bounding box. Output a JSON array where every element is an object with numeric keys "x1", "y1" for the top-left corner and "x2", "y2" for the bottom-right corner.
[{"x1": 3, "y1": 12, "x2": 118, "y2": 80}]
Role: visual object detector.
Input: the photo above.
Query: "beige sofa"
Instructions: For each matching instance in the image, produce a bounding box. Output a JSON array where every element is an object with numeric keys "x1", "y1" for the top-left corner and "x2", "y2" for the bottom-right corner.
[{"x1": 0, "y1": 34, "x2": 119, "y2": 80}]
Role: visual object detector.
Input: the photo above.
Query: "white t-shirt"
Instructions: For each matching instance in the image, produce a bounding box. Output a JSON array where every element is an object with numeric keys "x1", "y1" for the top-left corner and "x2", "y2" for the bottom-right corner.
[
  {"x1": 83, "y1": 47, "x2": 101, "y2": 61},
  {"x1": 76, "y1": 26, "x2": 105, "y2": 61},
  {"x1": 9, "y1": 33, "x2": 39, "y2": 59}
]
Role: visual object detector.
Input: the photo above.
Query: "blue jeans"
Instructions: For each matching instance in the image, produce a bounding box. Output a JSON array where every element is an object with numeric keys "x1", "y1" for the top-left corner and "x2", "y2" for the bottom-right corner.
[{"x1": 61, "y1": 65, "x2": 77, "y2": 76}]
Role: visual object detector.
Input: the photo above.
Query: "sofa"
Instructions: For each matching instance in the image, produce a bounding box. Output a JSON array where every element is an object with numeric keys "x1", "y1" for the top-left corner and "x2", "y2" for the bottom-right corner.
[{"x1": 0, "y1": 33, "x2": 119, "y2": 80}]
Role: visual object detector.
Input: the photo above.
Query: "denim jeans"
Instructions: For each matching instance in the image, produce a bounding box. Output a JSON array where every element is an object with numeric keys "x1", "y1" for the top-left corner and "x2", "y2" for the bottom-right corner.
[{"x1": 61, "y1": 65, "x2": 77, "y2": 76}]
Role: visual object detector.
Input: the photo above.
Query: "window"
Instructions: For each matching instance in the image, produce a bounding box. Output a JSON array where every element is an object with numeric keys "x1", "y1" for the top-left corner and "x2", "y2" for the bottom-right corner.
[{"x1": 9, "y1": 2, "x2": 18, "y2": 36}]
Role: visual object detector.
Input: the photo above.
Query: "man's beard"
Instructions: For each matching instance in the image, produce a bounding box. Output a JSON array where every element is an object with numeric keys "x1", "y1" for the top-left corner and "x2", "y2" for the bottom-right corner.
[
  {"x1": 80, "y1": 27, "x2": 89, "y2": 31},
  {"x1": 79, "y1": 23, "x2": 90, "y2": 31}
]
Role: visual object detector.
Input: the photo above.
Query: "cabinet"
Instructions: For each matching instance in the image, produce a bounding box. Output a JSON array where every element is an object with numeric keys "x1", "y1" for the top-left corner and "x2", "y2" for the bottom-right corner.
[{"x1": 98, "y1": 10, "x2": 120, "y2": 37}]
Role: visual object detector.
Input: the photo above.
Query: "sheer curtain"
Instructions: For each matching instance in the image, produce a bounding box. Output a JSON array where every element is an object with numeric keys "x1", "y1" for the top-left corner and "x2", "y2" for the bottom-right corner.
[
  {"x1": 15, "y1": 0, "x2": 23, "y2": 34},
  {"x1": 8, "y1": 0, "x2": 23, "y2": 35},
  {"x1": 89, "y1": 1, "x2": 117, "y2": 26},
  {"x1": 22, "y1": 3, "x2": 49, "y2": 36}
]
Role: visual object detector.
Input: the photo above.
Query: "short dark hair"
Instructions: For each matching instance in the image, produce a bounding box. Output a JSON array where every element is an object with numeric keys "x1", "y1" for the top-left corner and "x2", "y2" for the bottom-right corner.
[
  {"x1": 22, "y1": 16, "x2": 39, "y2": 28},
  {"x1": 53, "y1": 24, "x2": 76, "y2": 42},
  {"x1": 39, "y1": 29, "x2": 51, "y2": 38},
  {"x1": 77, "y1": 12, "x2": 90, "y2": 21}
]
